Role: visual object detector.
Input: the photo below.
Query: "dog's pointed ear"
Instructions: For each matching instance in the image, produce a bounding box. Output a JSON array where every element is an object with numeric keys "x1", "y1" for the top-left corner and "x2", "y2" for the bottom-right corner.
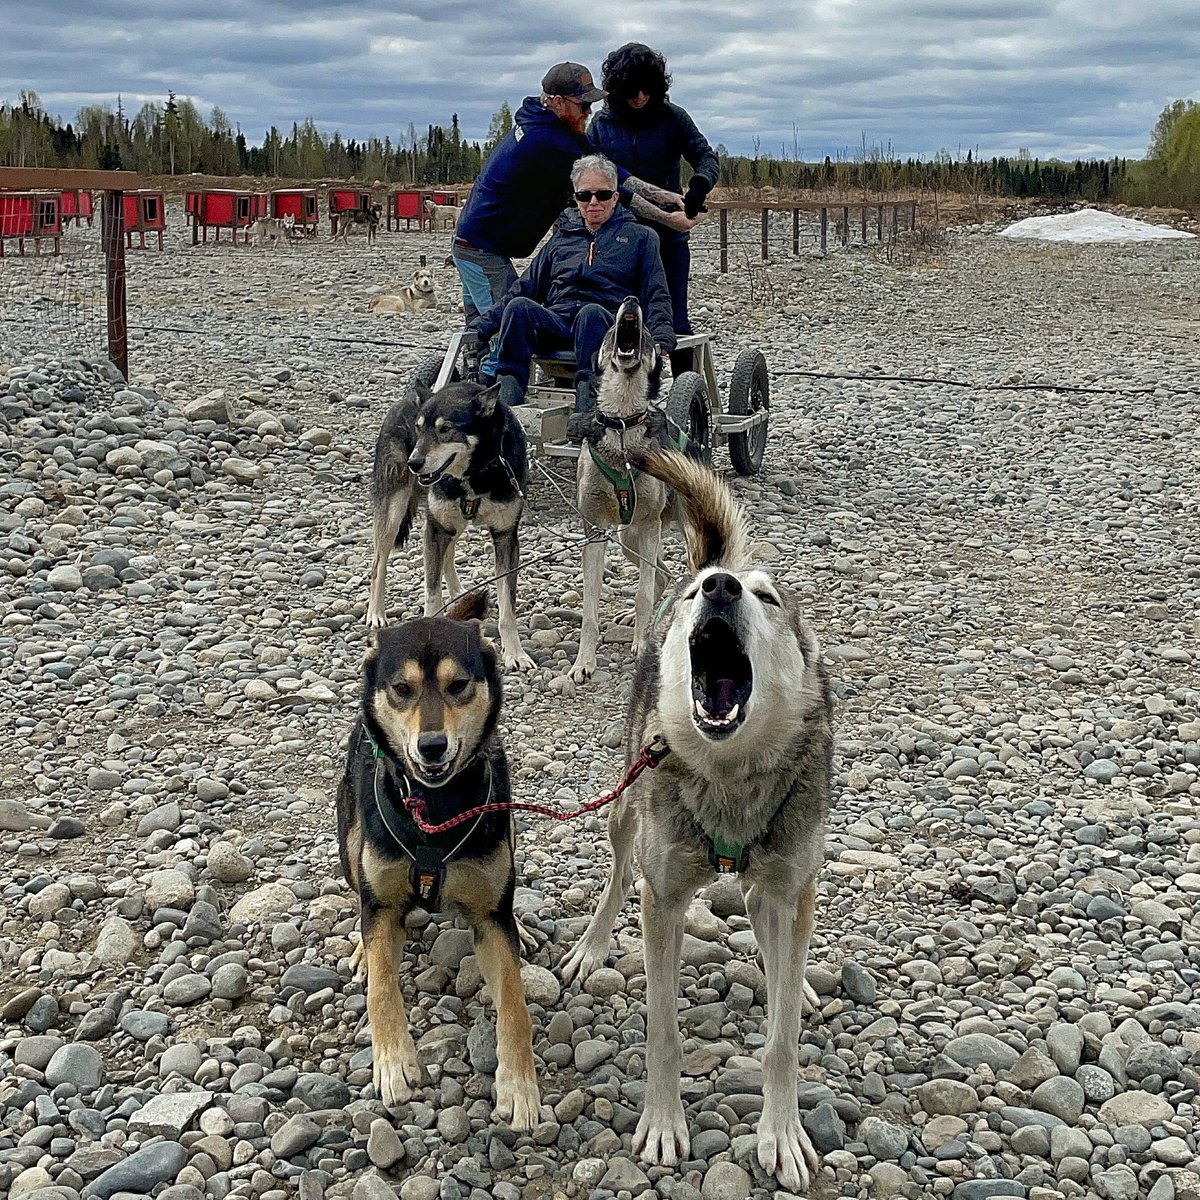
[
  {"x1": 411, "y1": 383, "x2": 433, "y2": 404},
  {"x1": 476, "y1": 382, "x2": 501, "y2": 416},
  {"x1": 446, "y1": 589, "x2": 488, "y2": 624}
]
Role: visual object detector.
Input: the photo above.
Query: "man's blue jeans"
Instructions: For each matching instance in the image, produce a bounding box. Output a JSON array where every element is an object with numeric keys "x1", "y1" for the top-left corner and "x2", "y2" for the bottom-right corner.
[{"x1": 452, "y1": 243, "x2": 516, "y2": 378}]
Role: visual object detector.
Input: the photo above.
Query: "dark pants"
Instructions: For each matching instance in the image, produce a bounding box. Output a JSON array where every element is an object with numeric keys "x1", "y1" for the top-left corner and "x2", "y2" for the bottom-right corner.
[
  {"x1": 496, "y1": 299, "x2": 614, "y2": 392},
  {"x1": 657, "y1": 230, "x2": 692, "y2": 335},
  {"x1": 452, "y1": 243, "x2": 517, "y2": 378}
]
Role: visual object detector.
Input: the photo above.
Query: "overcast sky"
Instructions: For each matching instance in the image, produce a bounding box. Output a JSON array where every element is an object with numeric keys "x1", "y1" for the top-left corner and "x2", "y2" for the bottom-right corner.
[{"x1": 4, "y1": 0, "x2": 1197, "y2": 161}]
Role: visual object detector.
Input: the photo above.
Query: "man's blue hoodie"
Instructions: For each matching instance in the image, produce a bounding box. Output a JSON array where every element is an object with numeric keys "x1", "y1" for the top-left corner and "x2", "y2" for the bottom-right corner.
[{"x1": 456, "y1": 97, "x2": 627, "y2": 259}]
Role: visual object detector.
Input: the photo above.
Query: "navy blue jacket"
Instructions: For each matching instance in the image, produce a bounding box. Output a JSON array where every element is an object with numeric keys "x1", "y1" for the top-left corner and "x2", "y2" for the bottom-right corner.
[
  {"x1": 589, "y1": 99, "x2": 719, "y2": 195},
  {"x1": 457, "y1": 97, "x2": 629, "y2": 259},
  {"x1": 476, "y1": 206, "x2": 676, "y2": 351}
]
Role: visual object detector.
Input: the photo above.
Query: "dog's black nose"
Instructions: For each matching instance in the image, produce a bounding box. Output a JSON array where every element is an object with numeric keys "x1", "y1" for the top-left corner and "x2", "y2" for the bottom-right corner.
[
  {"x1": 417, "y1": 732, "x2": 449, "y2": 762},
  {"x1": 408, "y1": 451, "x2": 425, "y2": 471},
  {"x1": 701, "y1": 572, "x2": 742, "y2": 606}
]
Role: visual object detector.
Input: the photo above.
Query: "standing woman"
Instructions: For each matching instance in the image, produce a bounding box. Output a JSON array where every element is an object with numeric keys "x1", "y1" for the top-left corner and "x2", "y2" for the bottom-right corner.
[{"x1": 590, "y1": 43, "x2": 719, "y2": 348}]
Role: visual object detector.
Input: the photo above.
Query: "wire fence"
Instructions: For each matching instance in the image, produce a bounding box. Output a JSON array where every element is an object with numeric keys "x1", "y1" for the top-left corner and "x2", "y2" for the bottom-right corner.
[{"x1": 0, "y1": 201, "x2": 109, "y2": 361}]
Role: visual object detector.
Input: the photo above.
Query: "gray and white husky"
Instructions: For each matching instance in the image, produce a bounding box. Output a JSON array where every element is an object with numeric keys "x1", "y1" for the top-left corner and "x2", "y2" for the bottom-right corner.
[
  {"x1": 561, "y1": 449, "x2": 834, "y2": 1193},
  {"x1": 566, "y1": 297, "x2": 674, "y2": 684}
]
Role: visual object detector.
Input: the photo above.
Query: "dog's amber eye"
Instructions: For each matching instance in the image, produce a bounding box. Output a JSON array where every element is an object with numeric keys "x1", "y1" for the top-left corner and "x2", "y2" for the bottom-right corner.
[
  {"x1": 391, "y1": 680, "x2": 414, "y2": 700},
  {"x1": 446, "y1": 677, "x2": 472, "y2": 698},
  {"x1": 754, "y1": 590, "x2": 781, "y2": 607}
]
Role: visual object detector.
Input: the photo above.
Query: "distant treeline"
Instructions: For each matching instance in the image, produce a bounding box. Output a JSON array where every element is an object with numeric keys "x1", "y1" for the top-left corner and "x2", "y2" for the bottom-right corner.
[
  {"x1": 3, "y1": 89, "x2": 1197, "y2": 208},
  {"x1": 0, "y1": 91, "x2": 504, "y2": 185},
  {"x1": 716, "y1": 151, "x2": 1129, "y2": 202}
]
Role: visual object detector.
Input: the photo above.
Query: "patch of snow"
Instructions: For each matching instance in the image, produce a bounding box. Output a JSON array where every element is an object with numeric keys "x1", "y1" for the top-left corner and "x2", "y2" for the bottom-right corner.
[{"x1": 998, "y1": 208, "x2": 1194, "y2": 244}]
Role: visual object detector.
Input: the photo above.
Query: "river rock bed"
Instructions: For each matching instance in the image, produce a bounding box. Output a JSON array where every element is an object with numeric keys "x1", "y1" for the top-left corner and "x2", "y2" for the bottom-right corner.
[{"x1": 1, "y1": 206, "x2": 1199, "y2": 1200}]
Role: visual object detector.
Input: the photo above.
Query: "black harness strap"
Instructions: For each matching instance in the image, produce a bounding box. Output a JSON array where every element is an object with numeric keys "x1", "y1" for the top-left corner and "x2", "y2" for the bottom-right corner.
[{"x1": 357, "y1": 725, "x2": 486, "y2": 910}]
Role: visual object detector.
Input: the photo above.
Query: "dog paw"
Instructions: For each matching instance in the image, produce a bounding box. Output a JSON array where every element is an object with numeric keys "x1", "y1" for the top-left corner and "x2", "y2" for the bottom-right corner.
[
  {"x1": 374, "y1": 1041, "x2": 424, "y2": 1108},
  {"x1": 494, "y1": 1070, "x2": 540, "y2": 1132},
  {"x1": 517, "y1": 922, "x2": 539, "y2": 954},
  {"x1": 757, "y1": 1115, "x2": 819, "y2": 1193},
  {"x1": 348, "y1": 939, "x2": 367, "y2": 984},
  {"x1": 633, "y1": 1103, "x2": 689, "y2": 1167},
  {"x1": 802, "y1": 979, "x2": 820, "y2": 1014},
  {"x1": 504, "y1": 648, "x2": 537, "y2": 673},
  {"x1": 559, "y1": 937, "x2": 608, "y2": 985},
  {"x1": 566, "y1": 657, "x2": 595, "y2": 684}
]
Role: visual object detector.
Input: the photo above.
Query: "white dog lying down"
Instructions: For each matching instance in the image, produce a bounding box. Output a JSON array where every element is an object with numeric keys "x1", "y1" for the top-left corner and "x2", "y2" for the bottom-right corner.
[
  {"x1": 370, "y1": 269, "x2": 437, "y2": 314},
  {"x1": 249, "y1": 213, "x2": 295, "y2": 247},
  {"x1": 423, "y1": 199, "x2": 459, "y2": 231}
]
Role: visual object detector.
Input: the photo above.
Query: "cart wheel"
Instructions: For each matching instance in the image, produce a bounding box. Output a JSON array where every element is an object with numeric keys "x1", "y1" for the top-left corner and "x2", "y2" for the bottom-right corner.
[
  {"x1": 727, "y1": 349, "x2": 769, "y2": 476},
  {"x1": 409, "y1": 352, "x2": 459, "y2": 393},
  {"x1": 665, "y1": 371, "x2": 712, "y2": 467}
]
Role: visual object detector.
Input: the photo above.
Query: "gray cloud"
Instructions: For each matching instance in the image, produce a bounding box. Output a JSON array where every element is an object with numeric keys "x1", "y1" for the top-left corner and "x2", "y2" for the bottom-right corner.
[{"x1": 4, "y1": 0, "x2": 1198, "y2": 159}]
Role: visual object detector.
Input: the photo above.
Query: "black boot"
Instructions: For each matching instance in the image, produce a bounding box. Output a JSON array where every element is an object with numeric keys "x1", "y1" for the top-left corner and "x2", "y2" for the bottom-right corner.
[
  {"x1": 573, "y1": 370, "x2": 598, "y2": 415},
  {"x1": 568, "y1": 371, "x2": 599, "y2": 444},
  {"x1": 496, "y1": 374, "x2": 524, "y2": 407}
]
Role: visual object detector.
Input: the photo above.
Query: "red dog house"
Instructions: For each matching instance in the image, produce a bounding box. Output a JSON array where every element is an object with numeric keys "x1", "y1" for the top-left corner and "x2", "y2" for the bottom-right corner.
[
  {"x1": 387, "y1": 188, "x2": 460, "y2": 232},
  {"x1": 123, "y1": 190, "x2": 166, "y2": 250},
  {"x1": 0, "y1": 191, "x2": 62, "y2": 257},
  {"x1": 59, "y1": 189, "x2": 94, "y2": 226},
  {"x1": 270, "y1": 188, "x2": 319, "y2": 236},
  {"x1": 187, "y1": 188, "x2": 268, "y2": 245},
  {"x1": 388, "y1": 189, "x2": 424, "y2": 232},
  {"x1": 328, "y1": 188, "x2": 373, "y2": 235}
]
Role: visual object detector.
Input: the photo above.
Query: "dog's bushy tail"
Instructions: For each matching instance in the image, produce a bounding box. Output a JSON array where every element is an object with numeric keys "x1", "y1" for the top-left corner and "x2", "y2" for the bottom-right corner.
[{"x1": 630, "y1": 449, "x2": 749, "y2": 571}]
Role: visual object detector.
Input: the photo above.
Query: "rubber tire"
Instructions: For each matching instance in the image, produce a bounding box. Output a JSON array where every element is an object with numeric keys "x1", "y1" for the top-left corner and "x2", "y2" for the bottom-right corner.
[
  {"x1": 727, "y1": 349, "x2": 769, "y2": 476},
  {"x1": 665, "y1": 371, "x2": 712, "y2": 466},
  {"x1": 409, "y1": 351, "x2": 459, "y2": 394}
]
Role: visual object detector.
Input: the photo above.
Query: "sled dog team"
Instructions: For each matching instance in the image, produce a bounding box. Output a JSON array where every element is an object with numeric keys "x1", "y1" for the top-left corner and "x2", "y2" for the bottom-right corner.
[{"x1": 340, "y1": 299, "x2": 833, "y2": 1192}]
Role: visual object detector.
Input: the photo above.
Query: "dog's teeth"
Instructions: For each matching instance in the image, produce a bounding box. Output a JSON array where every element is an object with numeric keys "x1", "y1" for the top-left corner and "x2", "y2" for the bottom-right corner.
[{"x1": 727, "y1": 703, "x2": 739, "y2": 721}]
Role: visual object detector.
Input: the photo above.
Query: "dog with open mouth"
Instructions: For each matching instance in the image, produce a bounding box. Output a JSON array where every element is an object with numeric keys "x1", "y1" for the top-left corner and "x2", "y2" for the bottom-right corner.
[
  {"x1": 566, "y1": 296, "x2": 676, "y2": 684},
  {"x1": 337, "y1": 590, "x2": 540, "y2": 1129},
  {"x1": 365, "y1": 379, "x2": 535, "y2": 672},
  {"x1": 560, "y1": 449, "x2": 834, "y2": 1193}
]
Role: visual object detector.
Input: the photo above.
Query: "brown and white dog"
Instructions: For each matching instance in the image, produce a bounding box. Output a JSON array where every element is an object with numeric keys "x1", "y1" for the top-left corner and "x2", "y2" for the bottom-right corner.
[{"x1": 370, "y1": 269, "x2": 437, "y2": 314}]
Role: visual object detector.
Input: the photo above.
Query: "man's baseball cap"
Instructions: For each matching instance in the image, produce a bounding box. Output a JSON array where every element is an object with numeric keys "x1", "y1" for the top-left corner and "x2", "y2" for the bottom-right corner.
[{"x1": 542, "y1": 63, "x2": 607, "y2": 103}]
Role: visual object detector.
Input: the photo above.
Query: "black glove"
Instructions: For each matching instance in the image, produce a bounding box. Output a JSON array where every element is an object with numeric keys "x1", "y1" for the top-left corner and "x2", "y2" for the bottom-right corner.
[{"x1": 684, "y1": 177, "x2": 711, "y2": 219}]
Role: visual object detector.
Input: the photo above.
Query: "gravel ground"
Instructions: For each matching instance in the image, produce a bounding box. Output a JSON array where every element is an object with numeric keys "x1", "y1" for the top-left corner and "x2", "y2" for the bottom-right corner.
[{"x1": 1, "y1": 204, "x2": 1199, "y2": 1200}]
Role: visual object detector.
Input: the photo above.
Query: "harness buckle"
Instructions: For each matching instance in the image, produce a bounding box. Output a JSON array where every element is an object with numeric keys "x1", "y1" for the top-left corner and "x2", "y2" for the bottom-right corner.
[
  {"x1": 411, "y1": 845, "x2": 446, "y2": 909},
  {"x1": 709, "y1": 837, "x2": 749, "y2": 875}
]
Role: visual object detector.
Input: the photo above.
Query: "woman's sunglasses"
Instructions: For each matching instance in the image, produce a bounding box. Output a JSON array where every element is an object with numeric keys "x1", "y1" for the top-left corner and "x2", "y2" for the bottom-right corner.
[{"x1": 574, "y1": 189, "x2": 615, "y2": 202}]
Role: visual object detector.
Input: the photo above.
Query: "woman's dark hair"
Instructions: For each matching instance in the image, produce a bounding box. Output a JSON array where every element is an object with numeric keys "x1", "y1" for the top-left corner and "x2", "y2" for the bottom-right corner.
[{"x1": 601, "y1": 43, "x2": 672, "y2": 106}]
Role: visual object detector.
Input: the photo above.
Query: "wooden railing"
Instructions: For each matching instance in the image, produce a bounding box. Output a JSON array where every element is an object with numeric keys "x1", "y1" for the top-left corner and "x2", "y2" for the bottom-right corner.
[{"x1": 708, "y1": 199, "x2": 919, "y2": 271}]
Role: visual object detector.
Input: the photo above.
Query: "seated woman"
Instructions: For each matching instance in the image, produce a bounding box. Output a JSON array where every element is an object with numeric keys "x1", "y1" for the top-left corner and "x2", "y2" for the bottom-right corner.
[{"x1": 473, "y1": 154, "x2": 675, "y2": 415}]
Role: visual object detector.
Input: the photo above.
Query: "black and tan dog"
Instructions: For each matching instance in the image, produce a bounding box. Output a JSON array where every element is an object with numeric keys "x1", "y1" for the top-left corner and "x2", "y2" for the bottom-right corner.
[
  {"x1": 337, "y1": 591, "x2": 540, "y2": 1128},
  {"x1": 365, "y1": 379, "x2": 534, "y2": 672}
]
